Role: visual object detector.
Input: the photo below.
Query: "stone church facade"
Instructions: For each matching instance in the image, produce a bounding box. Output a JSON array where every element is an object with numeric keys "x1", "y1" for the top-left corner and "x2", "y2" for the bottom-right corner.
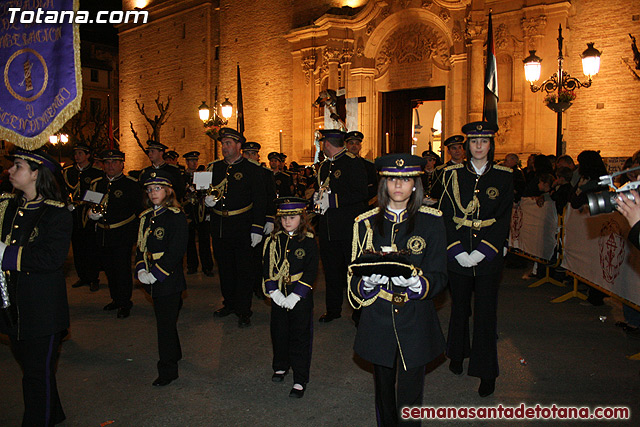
[{"x1": 119, "y1": 0, "x2": 640, "y2": 170}]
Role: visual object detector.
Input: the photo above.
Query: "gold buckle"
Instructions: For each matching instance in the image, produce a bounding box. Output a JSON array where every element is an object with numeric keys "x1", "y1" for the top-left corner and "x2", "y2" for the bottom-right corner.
[
  {"x1": 392, "y1": 293, "x2": 405, "y2": 307},
  {"x1": 472, "y1": 219, "x2": 482, "y2": 230}
]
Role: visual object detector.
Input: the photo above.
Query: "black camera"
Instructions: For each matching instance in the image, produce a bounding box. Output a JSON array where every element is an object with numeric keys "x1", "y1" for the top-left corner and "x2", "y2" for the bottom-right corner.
[{"x1": 586, "y1": 166, "x2": 640, "y2": 216}]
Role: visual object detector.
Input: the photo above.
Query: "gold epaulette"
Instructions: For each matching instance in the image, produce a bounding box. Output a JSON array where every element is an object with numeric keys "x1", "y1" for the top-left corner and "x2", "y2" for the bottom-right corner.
[
  {"x1": 168, "y1": 207, "x2": 182, "y2": 213},
  {"x1": 247, "y1": 159, "x2": 260, "y2": 166},
  {"x1": 126, "y1": 175, "x2": 138, "y2": 182},
  {"x1": 90, "y1": 176, "x2": 103, "y2": 184},
  {"x1": 444, "y1": 163, "x2": 464, "y2": 171},
  {"x1": 355, "y1": 207, "x2": 380, "y2": 222},
  {"x1": 419, "y1": 206, "x2": 443, "y2": 217},
  {"x1": 139, "y1": 207, "x2": 153, "y2": 218},
  {"x1": 91, "y1": 165, "x2": 102, "y2": 171},
  {"x1": 44, "y1": 200, "x2": 65, "y2": 208},
  {"x1": 435, "y1": 163, "x2": 447, "y2": 171},
  {"x1": 306, "y1": 231, "x2": 315, "y2": 239},
  {"x1": 62, "y1": 164, "x2": 73, "y2": 170},
  {"x1": 0, "y1": 193, "x2": 16, "y2": 200},
  {"x1": 345, "y1": 151, "x2": 356, "y2": 158},
  {"x1": 493, "y1": 164, "x2": 513, "y2": 173}
]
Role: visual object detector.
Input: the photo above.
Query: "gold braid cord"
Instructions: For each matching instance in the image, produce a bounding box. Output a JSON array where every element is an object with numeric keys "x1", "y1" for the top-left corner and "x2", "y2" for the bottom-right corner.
[
  {"x1": 348, "y1": 218, "x2": 378, "y2": 309},
  {"x1": 137, "y1": 214, "x2": 151, "y2": 271},
  {"x1": 450, "y1": 170, "x2": 479, "y2": 229},
  {"x1": 262, "y1": 234, "x2": 291, "y2": 296}
]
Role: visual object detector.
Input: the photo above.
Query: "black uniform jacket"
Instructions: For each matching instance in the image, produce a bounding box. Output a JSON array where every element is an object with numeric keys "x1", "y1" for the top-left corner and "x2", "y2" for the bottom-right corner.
[
  {"x1": 206, "y1": 157, "x2": 267, "y2": 238},
  {"x1": 359, "y1": 157, "x2": 378, "y2": 204},
  {"x1": 182, "y1": 169, "x2": 207, "y2": 225},
  {"x1": 248, "y1": 159, "x2": 276, "y2": 227},
  {"x1": 0, "y1": 195, "x2": 72, "y2": 339},
  {"x1": 90, "y1": 173, "x2": 143, "y2": 247},
  {"x1": 63, "y1": 163, "x2": 104, "y2": 229},
  {"x1": 349, "y1": 206, "x2": 448, "y2": 370},
  {"x1": 438, "y1": 162, "x2": 514, "y2": 276},
  {"x1": 262, "y1": 230, "x2": 319, "y2": 299},
  {"x1": 316, "y1": 148, "x2": 368, "y2": 241},
  {"x1": 135, "y1": 206, "x2": 188, "y2": 297},
  {"x1": 139, "y1": 163, "x2": 186, "y2": 200},
  {"x1": 273, "y1": 171, "x2": 294, "y2": 197}
]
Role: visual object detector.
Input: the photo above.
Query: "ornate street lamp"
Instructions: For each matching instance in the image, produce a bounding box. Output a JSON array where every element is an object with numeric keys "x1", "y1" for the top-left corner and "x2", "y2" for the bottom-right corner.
[
  {"x1": 198, "y1": 97, "x2": 233, "y2": 160},
  {"x1": 198, "y1": 101, "x2": 211, "y2": 122},
  {"x1": 49, "y1": 133, "x2": 68, "y2": 163},
  {"x1": 220, "y1": 97, "x2": 233, "y2": 120},
  {"x1": 523, "y1": 24, "x2": 601, "y2": 157}
]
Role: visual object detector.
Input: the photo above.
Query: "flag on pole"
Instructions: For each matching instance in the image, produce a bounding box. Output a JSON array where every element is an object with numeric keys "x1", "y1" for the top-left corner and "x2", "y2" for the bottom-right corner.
[
  {"x1": 236, "y1": 64, "x2": 244, "y2": 134},
  {"x1": 483, "y1": 12, "x2": 499, "y2": 130}
]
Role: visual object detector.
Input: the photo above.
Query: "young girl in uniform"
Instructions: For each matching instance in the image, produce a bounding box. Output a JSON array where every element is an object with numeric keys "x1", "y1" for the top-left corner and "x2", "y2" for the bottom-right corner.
[
  {"x1": 136, "y1": 169, "x2": 188, "y2": 386},
  {"x1": 263, "y1": 197, "x2": 318, "y2": 398}
]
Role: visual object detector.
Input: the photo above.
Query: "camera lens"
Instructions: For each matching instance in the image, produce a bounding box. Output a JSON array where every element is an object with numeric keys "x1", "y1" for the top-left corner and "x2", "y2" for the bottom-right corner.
[{"x1": 587, "y1": 191, "x2": 616, "y2": 216}]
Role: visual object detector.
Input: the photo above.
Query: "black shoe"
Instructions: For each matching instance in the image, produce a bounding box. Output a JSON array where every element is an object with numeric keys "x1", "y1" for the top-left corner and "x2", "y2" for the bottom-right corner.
[
  {"x1": 103, "y1": 302, "x2": 119, "y2": 311},
  {"x1": 117, "y1": 307, "x2": 130, "y2": 318},
  {"x1": 89, "y1": 281, "x2": 99, "y2": 292},
  {"x1": 187, "y1": 268, "x2": 197, "y2": 275},
  {"x1": 289, "y1": 385, "x2": 305, "y2": 398},
  {"x1": 152, "y1": 376, "x2": 177, "y2": 387},
  {"x1": 213, "y1": 306, "x2": 234, "y2": 318},
  {"x1": 238, "y1": 315, "x2": 251, "y2": 328},
  {"x1": 72, "y1": 280, "x2": 87, "y2": 288},
  {"x1": 318, "y1": 313, "x2": 341, "y2": 323},
  {"x1": 449, "y1": 359, "x2": 463, "y2": 376},
  {"x1": 203, "y1": 270, "x2": 215, "y2": 277},
  {"x1": 271, "y1": 371, "x2": 287, "y2": 382},
  {"x1": 478, "y1": 378, "x2": 495, "y2": 397}
]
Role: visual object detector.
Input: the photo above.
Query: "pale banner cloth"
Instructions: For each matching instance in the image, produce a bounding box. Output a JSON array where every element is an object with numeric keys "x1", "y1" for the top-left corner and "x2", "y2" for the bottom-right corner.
[
  {"x1": 508, "y1": 197, "x2": 559, "y2": 262},
  {"x1": 561, "y1": 207, "x2": 640, "y2": 307}
]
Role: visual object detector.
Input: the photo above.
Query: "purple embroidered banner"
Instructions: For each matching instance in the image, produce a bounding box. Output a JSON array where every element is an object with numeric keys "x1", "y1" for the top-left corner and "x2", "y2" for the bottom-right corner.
[{"x1": 0, "y1": 0, "x2": 82, "y2": 149}]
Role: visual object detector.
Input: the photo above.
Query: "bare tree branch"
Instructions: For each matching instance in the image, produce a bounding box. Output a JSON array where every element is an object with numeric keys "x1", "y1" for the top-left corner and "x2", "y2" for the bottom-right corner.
[{"x1": 129, "y1": 121, "x2": 146, "y2": 152}]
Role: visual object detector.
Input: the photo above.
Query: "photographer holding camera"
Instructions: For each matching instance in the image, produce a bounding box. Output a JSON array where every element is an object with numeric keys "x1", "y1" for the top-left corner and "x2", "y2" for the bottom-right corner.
[{"x1": 616, "y1": 188, "x2": 640, "y2": 339}]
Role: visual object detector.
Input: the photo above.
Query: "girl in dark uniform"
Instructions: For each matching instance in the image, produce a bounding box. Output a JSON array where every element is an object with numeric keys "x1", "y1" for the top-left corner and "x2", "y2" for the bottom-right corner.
[
  {"x1": 263, "y1": 197, "x2": 318, "y2": 398},
  {"x1": 438, "y1": 121, "x2": 514, "y2": 397},
  {"x1": 349, "y1": 154, "x2": 448, "y2": 426},
  {"x1": 0, "y1": 149, "x2": 72, "y2": 426},
  {"x1": 135, "y1": 169, "x2": 188, "y2": 386}
]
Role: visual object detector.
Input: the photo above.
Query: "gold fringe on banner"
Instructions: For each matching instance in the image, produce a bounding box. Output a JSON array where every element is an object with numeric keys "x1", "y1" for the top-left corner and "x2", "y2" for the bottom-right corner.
[{"x1": 0, "y1": 0, "x2": 83, "y2": 150}]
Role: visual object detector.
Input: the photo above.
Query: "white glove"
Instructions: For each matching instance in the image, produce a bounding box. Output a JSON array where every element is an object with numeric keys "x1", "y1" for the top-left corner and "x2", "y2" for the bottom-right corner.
[
  {"x1": 313, "y1": 191, "x2": 330, "y2": 214},
  {"x1": 0, "y1": 241, "x2": 6, "y2": 263},
  {"x1": 251, "y1": 232, "x2": 263, "y2": 247},
  {"x1": 67, "y1": 204, "x2": 75, "y2": 212},
  {"x1": 269, "y1": 290, "x2": 286, "y2": 307},
  {"x1": 204, "y1": 195, "x2": 218, "y2": 207},
  {"x1": 146, "y1": 271, "x2": 157, "y2": 284},
  {"x1": 455, "y1": 252, "x2": 478, "y2": 268},
  {"x1": 88, "y1": 210, "x2": 103, "y2": 220},
  {"x1": 137, "y1": 269, "x2": 150, "y2": 284},
  {"x1": 391, "y1": 275, "x2": 421, "y2": 288},
  {"x1": 469, "y1": 250, "x2": 486, "y2": 264},
  {"x1": 362, "y1": 274, "x2": 389, "y2": 291},
  {"x1": 281, "y1": 293, "x2": 301, "y2": 310},
  {"x1": 263, "y1": 221, "x2": 274, "y2": 235}
]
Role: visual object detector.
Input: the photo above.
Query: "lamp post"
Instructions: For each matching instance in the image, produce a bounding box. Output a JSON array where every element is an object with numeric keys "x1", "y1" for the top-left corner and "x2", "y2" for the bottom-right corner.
[
  {"x1": 49, "y1": 133, "x2": 68, "y2": 163},
  {"x1": 198, "y1": 98, "x2": 233, "y2": 160},
  {"x1": 523, "y1": 24, "x2": 601, "y2": 157}
]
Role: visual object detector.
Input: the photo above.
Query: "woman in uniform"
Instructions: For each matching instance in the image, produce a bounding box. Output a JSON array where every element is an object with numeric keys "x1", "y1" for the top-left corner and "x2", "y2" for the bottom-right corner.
[
  {"x1": 136, "y1": 169, "x2": 188, "y2": 386},
  {"x1": 0, "y1": 149, "x2": 72, "y2": 426},
  {"x1": 437, "y1": 121, "x2": 514, "y2": 397},
  {"x1": 348, "y1": 153, "x2": 448, "y2": 426},
  {"x1": 263, "y1": 196, "x2": 318, "y2": 398}
]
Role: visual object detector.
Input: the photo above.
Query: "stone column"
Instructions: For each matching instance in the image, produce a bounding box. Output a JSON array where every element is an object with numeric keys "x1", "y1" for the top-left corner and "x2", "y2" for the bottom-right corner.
[{"x1": 466, "y1": 15, "x2": 486, "y2": 123}]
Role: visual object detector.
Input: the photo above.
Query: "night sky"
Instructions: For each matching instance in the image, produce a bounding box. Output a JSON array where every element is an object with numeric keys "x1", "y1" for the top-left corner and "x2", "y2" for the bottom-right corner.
[{"x1": 79, "y1": 0, "x2": 122, "y2": 46}]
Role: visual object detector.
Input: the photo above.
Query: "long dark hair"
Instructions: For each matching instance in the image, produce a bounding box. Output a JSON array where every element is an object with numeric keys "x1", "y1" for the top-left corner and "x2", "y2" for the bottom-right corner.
[
  {"x1": 15, "y1": 158, "x2": 65, "y2": 202},
  {"x1": 272, "y1": 210, "x2": 314, "y2": 241},
  {"x1": 577, "y1": 150, "x2": 607, "y2": 181},
  {"x1": 465, "y1": 136, "x2": 495, "y2": 164},
  {"x1": 374, "y1": 176, "x2": 424, "y2": 236}
]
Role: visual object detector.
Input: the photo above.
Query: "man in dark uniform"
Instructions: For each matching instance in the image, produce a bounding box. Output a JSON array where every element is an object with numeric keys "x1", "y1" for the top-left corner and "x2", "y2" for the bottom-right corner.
[
  {"x1": 63, "y1": 143, "x2": 104, "y2": 291},
  {"x1": 88, "y1": 150, "x2": 144, "y2": 319},
  {"x1": 242, "y1": 141, "x2": 277, "y2": 299},
  {"x1": 182, "y1": 151, "x2": 214, "y2": 276},
  {"x1": 437, "y1": 121, "x2": 514, "y2": 397},
  {"x1": 268, "y1": 152, "x2": 294, "y2": 197},
  {"x1": 205, "y1": 128, "x2": 267, "y2": 327},
  {"x1": 421, "y1": 149, "x2": 442, "y2": 200},
  {"x1": 431, "y1": 134, "x2": 465, "y2": 200},
  {"x1": 139, "y1": 140, "x2": 185, "y2": 201},
  {"x1": 345, "y1": 131, "x2": 377, "y2": 205},
  {"x1": 314, "y1": 129, "x2": 368, "y2": 323}
]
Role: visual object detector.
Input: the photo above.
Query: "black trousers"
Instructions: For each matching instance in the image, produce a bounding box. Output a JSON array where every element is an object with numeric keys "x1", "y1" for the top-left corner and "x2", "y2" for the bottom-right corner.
[
  {"x1": 153, "y1": 292, "x2": 182, "y2": 380},
  {"x1": 446, "y1": 270, "x2": 500, "y2": 379},
  {"x1": 318, "y1": 238, "x2": 351, "y2": 316},
  {"x1": 249, "y1": 239, "x2": 264, "y2": 296},
  {"x1": 373, "y1": 357, "x2": 424, "y2": 427},
  {"x1": 211, "y1": 235, "x2": 253, "y2": 317},
  {"x1": 99, "y1": 244, "x2": 134, "y2": 309},
  {"x1": 186, "y1": 220, "x2": 213, "y2": 272},
  {"x1": 10, "y1": 332, "x2": 66, "y2": 427},
  {"x1": 270, "y1": 293, "x2": 313, "y2": 385},
  {"x1": 71, "y1": 226, "x2": 99, "y2": 283}
]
